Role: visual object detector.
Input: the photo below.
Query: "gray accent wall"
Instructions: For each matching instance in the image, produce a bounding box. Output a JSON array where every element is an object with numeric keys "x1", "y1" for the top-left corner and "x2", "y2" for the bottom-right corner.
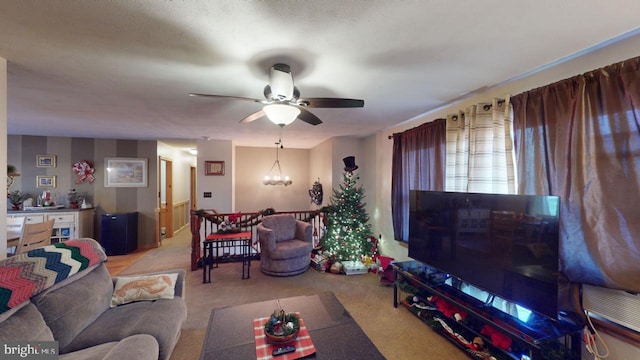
[{"x1": 7, "y1": 135, "x2": 158, "y2": 249}]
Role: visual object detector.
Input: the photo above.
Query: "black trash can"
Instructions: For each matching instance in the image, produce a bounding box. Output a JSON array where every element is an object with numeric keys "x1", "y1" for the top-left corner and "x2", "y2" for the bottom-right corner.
[{"x1": 100, "y1": 212, "x2": 138, "y2": 255}]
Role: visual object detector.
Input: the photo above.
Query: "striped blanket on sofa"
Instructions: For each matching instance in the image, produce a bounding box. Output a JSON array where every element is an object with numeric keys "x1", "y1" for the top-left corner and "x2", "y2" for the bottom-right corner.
[{"x1": 0, "y1": 239, "x2": 107, "y2": 314}]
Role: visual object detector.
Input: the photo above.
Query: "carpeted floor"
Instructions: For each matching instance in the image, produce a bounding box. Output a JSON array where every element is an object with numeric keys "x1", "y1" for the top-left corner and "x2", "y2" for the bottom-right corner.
[{"x1": 118, "y1": 229, "x2": 469, "y2": 360}]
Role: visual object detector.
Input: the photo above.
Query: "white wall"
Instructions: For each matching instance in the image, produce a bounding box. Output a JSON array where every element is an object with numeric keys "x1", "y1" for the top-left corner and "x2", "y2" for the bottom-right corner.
[
  {"x1": 196, "y1": 139, "x2": 233, "y2": 212},
  {"x1": 1, "y1": 57, "x2": 7, "y2": 258},
  {"x1": 309, "y1": 139, "x2": 333, "y2": 209},
  {"x1": 362, "y1": 135, "x2": 381, "y2": 239},
  {"x1": 235, "y1": 146, "x2": 310, "y2": 212}
]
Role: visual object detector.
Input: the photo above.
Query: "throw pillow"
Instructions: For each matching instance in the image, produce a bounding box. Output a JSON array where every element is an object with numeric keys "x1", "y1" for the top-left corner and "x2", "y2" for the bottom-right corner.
[{"x1": 111, "y1": 273, "x2": 178, "y2": 308}]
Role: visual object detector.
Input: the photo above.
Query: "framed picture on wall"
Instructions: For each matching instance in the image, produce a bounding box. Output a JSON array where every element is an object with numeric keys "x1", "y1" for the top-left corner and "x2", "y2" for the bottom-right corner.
[
  {"x1": 36, "y1": 175, "x2": 56, "y2": 188},
  {"x1": 36, "y1": 155, "x2": 57, "y2": 168},
  {"x1": 105, "y1": 157, "x2": 148, "y2": 187},
  {"x1": 205, "y1": 161, "x2": 225, "y2": 176}
]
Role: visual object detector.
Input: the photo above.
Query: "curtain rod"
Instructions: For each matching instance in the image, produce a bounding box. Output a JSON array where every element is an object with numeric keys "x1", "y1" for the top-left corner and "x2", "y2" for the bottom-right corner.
[
  {"x1": 451, "y1": 98, "x2": 506, "y2": 121},
  {"x1": 387, "y1": 118, "x2": 446, "y2": 139},
  {"x1": 387, "y1": 98, "x2": 506, "y2": 138}
]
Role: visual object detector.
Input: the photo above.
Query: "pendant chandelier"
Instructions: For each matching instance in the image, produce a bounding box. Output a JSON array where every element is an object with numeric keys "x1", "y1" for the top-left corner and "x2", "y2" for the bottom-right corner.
[{"x1": 263, "y1": 139, "x2": 292, "y2": 186}]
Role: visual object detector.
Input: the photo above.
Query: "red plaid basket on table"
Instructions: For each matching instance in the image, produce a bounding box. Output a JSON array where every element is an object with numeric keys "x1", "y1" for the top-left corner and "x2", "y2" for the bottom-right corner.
[{"x1": 254, "y1": 313, "x2": 316, "y2": 360}]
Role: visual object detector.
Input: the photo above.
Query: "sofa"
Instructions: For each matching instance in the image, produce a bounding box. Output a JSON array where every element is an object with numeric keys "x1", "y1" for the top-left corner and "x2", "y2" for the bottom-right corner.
[
  {"x1": 257, "y1": 214, "x2": 313, "y2": 276},
  {"x1": 0, "y1": 238, "x2": 187, "y2": 360}
]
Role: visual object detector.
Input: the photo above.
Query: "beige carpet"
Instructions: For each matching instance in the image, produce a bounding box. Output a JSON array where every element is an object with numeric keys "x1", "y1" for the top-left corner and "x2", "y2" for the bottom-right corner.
[{"x1": 119, "y1": 229, "x2": 469, "y2": 360}]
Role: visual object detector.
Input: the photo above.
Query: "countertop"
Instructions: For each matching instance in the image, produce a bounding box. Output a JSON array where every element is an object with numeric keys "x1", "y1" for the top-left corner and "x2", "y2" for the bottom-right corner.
[{"x1": 8, "y1": 207, "x2": 95, "y2": 214}]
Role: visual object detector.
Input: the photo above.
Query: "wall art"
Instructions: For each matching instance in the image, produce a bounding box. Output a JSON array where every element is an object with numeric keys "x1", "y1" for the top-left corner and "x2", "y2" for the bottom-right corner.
[
  {"x1": 36, "y1": 155, "x2": 57, "y2": 168},
  {"x1": 105, "y1": 157, "x2": 148, "y2": 187},
  {"x1": 37, "y1": 175, "x2": 56, "y2": 188},
  {"x1": 205, "y1": 161, "x2": 225, "y2": 176}
]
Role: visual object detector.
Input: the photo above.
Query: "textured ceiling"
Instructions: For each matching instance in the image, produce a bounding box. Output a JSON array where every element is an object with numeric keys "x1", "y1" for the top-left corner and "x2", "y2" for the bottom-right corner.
[{"x1": 1, "y1": 1, "x2": 639, "y2": 149}]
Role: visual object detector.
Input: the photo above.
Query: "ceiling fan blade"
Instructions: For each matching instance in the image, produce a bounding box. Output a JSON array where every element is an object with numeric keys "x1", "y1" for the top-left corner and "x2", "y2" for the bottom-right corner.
[
  {"x1": 191, "y1": 64, "x2": 360, "y2": 126},
  {"x1": 240, "y1": 109, "x2": 266, "y2": 123},
  {"x1": 297, "y1": 108, "x2": 323, "y2": 126},
  {"x1": 189, "y1": 93, "x2": 267, "y2": 104},
  {"x1": 296, "y1": 97, "x2": 364, "y2": 108}
]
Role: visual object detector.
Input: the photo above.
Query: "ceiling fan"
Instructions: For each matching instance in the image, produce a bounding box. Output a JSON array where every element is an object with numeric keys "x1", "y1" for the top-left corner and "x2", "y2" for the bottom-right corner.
[{"x1": 189, "y1": 63, "x2": 364, "y2": 126}]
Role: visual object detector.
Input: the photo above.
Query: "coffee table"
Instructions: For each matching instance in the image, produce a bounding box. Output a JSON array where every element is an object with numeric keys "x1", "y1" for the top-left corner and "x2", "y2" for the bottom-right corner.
[{"x1": 199, "y1": 292, "x2": 385, "y2": 359}]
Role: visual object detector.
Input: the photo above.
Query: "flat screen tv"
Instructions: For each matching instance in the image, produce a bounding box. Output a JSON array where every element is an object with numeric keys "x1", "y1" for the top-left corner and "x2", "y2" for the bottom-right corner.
[{"x1": 408, "y1": 190, "x2": 569, "y2": 322}]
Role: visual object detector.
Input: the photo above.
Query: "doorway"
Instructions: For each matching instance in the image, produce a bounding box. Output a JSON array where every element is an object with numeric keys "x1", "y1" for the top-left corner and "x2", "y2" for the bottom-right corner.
[
  {"x1": 159, "y1": 157, "x2": 173, "y2": 241},
  {"x1": 190, "y1": 165, "x2": 197, "y2": 210}
]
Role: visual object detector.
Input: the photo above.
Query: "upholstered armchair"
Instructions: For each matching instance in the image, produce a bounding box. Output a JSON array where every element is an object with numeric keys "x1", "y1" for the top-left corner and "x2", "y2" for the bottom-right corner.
[{"x1": 257, "y1": 214, "x2": 313, "y2": 276}]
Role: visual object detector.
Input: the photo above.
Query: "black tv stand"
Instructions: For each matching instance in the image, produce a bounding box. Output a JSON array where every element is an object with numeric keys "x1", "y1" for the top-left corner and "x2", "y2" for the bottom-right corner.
[{"x1": 392, "y1": 260, "x2": 582, "y2": 360}]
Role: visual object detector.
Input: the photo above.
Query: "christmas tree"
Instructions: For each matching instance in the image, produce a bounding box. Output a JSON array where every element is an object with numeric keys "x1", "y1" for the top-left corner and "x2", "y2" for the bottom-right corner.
[{"x1": 320, "y1": 171, "x2": 373, "y2": 262}]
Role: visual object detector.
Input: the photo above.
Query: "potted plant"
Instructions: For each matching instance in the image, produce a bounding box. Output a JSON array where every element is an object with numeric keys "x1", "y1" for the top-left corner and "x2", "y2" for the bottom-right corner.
[
  {"x1": 67, "y1": 189, "x2": 83, "y2": 209},
  {"x1": 7, "y1": 164, "x2": 20, "y2": 192},
  {"x1": 8, "y1": 190, "x2": 28, "y2": 210}
]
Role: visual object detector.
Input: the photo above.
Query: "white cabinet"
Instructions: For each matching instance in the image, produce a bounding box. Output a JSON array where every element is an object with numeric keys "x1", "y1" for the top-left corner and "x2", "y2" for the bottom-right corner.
[
  {"x1": 23, "y1": 214, "x2": 45, "y2": 224},
  {"x1": 46, "y1": 213, "x2": 76, "y2": 243},
  {"x1": 9, "y1": 209, "x2": 95, "y2": 244}
]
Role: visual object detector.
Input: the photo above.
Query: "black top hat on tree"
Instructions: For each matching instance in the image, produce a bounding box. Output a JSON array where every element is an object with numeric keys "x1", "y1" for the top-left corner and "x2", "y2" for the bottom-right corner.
[{"x1": 343, "y1": 156, "x2": 359, "y2": 172}]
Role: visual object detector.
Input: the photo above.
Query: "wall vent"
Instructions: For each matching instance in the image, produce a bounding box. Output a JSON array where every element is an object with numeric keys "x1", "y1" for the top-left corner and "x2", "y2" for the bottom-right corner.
[{"x1": 582, "y1": 284, "x2": 640, "y2": 332}]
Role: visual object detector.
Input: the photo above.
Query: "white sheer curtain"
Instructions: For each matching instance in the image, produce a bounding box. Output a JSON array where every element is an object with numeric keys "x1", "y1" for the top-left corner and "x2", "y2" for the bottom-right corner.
[{"x1": 445, "y1": 97, "x2": 516, "y2": 194}]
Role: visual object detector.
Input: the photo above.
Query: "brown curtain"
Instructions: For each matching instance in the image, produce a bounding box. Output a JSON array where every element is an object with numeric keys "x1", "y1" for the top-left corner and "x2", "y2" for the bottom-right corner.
[
  {"x1": 391, "y1": 119, "x2": 446, "y2": 242},
  {"x1": 511, "y1": 56, "x2": 640, "y2": 292}
]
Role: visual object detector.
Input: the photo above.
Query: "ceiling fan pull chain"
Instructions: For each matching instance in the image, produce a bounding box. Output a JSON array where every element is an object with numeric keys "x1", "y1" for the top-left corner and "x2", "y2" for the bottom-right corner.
[{"x1": 279, "y1": 124, "x2": 285, "y2": 148}]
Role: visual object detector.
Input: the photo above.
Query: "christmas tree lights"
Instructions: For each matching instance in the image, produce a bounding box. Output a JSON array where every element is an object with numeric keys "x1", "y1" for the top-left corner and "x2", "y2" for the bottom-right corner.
[{"x1": 320, "y1": 171, "x2": 373, "y2": 261}]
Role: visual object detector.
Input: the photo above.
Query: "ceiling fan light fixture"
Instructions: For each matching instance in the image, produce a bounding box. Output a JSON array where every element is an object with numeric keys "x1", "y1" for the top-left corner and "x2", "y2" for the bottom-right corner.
[{"x1": 263, "y1": 104, "x2": 300, "y2": 126}]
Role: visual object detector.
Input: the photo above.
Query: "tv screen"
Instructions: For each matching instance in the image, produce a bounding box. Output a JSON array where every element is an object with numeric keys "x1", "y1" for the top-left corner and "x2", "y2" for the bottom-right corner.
[{"x1": 408, "y1": 190, "x2": 563, "y2": 321}]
